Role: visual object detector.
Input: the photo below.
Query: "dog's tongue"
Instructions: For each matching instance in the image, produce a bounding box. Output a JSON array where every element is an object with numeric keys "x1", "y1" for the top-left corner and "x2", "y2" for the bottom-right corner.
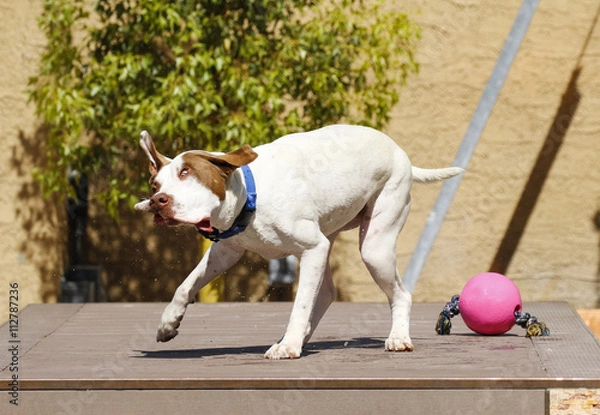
[{"x1": 196, "y1": 219, "x2": 213, "y2": 233}]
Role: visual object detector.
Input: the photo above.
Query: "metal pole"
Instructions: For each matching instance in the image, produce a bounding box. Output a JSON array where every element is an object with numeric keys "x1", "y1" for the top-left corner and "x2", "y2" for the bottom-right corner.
[{"x1": 402, "y1": 0, "x2": 541, "y2": 293}]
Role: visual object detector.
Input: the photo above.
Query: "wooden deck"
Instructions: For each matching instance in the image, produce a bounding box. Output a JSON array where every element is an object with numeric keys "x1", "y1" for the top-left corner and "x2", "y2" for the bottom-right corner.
[{"x1": 1, "y1": 302, "x2": 599, "y2": 414}]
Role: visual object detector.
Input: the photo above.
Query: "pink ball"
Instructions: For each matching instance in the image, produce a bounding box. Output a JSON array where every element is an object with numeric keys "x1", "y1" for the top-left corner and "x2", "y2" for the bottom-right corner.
[{"x1": 459, "y1": 272, "x2": 522, "y2": 335}]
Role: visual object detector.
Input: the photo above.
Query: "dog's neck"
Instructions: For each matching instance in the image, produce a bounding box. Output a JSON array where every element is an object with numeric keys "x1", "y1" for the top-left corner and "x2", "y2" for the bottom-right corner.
[{"x1": 210, "y1": 168, "x2": 248, "y2": 232}]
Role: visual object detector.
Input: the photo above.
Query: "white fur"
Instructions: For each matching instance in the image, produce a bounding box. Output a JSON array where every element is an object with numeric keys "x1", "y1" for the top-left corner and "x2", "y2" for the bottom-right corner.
[{"x1": 137, "y1": 124, "x2": 463, "y2": 359}]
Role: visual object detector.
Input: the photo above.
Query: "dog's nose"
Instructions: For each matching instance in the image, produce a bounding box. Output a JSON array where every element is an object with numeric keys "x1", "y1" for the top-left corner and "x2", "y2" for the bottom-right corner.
[{"x1": 150, "y1": 192, "x2": 171, "y2": 208}]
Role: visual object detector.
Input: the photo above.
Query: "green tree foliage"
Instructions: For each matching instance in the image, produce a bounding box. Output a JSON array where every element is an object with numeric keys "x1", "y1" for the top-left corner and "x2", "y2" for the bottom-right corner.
[{"x1": 29, "y1": 0, "x2": 419, "y2": 217}]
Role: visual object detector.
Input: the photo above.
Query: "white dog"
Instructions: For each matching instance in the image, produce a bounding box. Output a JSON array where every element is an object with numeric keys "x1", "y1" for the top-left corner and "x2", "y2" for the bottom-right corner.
[{"x1": 135, "y1": 125, "x2": 463, "y2": 359}]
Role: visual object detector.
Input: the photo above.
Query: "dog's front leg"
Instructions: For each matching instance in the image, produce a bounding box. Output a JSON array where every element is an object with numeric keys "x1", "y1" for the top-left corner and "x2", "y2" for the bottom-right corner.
[
  {"x1": 264, "y1": 236, "x2": 330, "y2": 359},
  {"x1": 157, "y1": 242, "x2": 244, "y2": 342}
]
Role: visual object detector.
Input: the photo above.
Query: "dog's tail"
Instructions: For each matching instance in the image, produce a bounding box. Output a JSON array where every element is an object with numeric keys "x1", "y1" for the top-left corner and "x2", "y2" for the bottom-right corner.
[{"x1": 411, "y1": 166, "x2": 464, "y2": 184}]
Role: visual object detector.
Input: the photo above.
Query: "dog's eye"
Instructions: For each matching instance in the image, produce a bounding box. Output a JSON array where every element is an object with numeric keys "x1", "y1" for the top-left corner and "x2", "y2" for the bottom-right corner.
[{"x1": 179, "y1": 167, "x2": 189, "y2": 178}]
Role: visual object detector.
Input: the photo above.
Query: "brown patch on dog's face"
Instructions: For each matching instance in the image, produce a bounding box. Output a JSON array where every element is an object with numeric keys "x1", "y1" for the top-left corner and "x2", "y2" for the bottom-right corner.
[
  {"x1": 180, "y1": 146, "x2": 258, "y2": 200},
  {"x1": 180, "y1": 153, "x2": 229, "y2": 200},
  {"x1": 148, "y1": 175, "x2": 162, "y2": 195}
]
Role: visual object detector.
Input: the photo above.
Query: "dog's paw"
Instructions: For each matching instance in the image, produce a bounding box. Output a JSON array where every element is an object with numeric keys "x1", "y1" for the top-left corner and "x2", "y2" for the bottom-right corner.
[
  {"x1": 156, "y1": 322, "x2": 180, "y2": 342},
  {"x1": 264, "y1": 342, "x2": 302, "y2": 360},
  {"x1": 156, "y1": 303, "x2": 186, "y2": 342},
  {"x1": 385, "y1": 336, "x2": 414, "y2": 352}
]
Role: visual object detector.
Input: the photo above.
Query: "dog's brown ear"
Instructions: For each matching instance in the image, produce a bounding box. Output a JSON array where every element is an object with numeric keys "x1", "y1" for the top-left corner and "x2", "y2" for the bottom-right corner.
[
  {"x1": 139, "y1": 131, "x2": 171, "y2": 175},
  {"x1": 204, "y1": 145, "x2": 258, "y2": 176}
]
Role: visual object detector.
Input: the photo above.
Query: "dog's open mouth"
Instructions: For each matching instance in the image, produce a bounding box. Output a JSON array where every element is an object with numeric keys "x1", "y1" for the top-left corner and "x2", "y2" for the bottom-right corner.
[
  {"x1": 195, "y1": 218, "x2": 213, "y2": 233},
  {"x1": 153, "y1": 214, "x2": 182, "y2": 226},
  {"x1": 151, "y1": 212, "x2": 211, "y2": 230}
]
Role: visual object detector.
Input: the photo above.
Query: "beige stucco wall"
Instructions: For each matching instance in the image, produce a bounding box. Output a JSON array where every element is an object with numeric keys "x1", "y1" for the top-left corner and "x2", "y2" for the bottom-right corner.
[{"x1": 1, "y1": 0, "x2": 599, "y2": 323}]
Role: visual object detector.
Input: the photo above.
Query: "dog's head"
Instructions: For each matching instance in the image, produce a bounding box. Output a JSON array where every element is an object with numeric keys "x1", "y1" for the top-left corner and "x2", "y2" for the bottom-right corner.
[{"x1": 134, "y1": 131, "x2": 258, "y2": 232}]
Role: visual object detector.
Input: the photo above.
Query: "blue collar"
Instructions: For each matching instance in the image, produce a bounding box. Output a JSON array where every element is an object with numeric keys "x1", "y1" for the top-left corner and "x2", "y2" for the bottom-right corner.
[{"x1": 197, "y1": 165, "x2": 256, "y2": 242}]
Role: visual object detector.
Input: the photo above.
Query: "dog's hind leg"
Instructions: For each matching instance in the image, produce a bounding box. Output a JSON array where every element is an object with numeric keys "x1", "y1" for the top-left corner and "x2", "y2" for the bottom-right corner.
[
  {"x1": 156, "y1": 242, "x2": 244, "y2": 342},
  {"x1": 359, "y1": 188, "x2": 414, "y2": 352}
]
